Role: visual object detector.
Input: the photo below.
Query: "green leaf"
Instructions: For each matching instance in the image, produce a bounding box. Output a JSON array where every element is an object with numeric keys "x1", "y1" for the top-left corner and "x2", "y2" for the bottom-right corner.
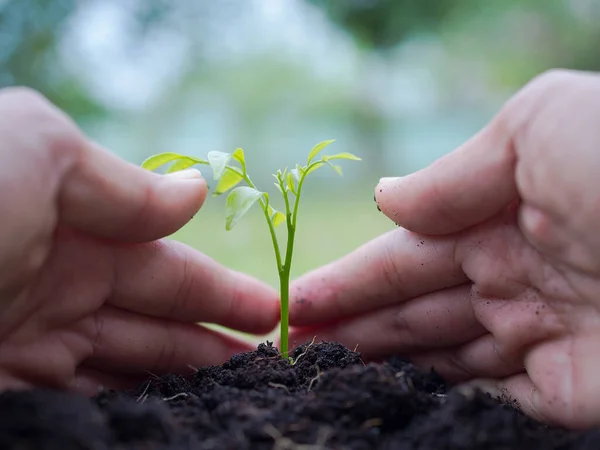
[
  {"x1": 232, "y1": 148, "x2": 246, "y2": 174},
  {"x1": 307, "y1": 139, "x2": 335, "y2": 164},
  {"x1": 304, "y1": 161, "x2": 325, "y2": 176},
  {"x1": 291, "y1": 164, "x2": 304, "y2": 182},
  {"x1": 322, "y1": 152, "x2": 361, "y2": 162},
  {"x1": 142, "y1": 153, "x2": 208, "y2": 172},
  {"x1": 167, "y1": 157, "x2": 203, "y2": 173},
  {"x1": 268, "y1": 205, "x2": 286, "y2": 228},
  {"x1": 214, "y1": 168, "x2": 243, "y2": 196},
  {"x1": 326, "y1": 161, "x2": 343, "y2": 176},
  {"x1": 286, "y1": 172, "x2": 296, "y2": 194},
  {"x1": 225, "y1": 186, "x2": 263, "y2": 230},
  {"x1": 274, "y1": 182, "x2": 284, "y2": 194},
  {"x1": 142, "y1": 153, "x2": 185, "y2": 171},
  {"x1": 207, "y1": 151, "x2": 232, "y2": 180},
  {"x1": 272, "y1": 211, "x2": 286, "y2": 228}
]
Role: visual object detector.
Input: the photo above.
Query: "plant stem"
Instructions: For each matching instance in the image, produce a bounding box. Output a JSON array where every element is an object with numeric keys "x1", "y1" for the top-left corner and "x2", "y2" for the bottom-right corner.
[
  {"x1": 236, "y1": 167, "x2": 310, "y2": 360},
  {"x1": 243, "y1": 171, "x2": 293, "y2": 359},
  {"x1": 277, "y1": 171, "x2": 310, "y2": 359},
  {"x1": 278, "y1": 178, "x2": 296, "y2": 359},
  {"x1": 278, "y1": 269, "x2": 290, "y2": 358},
  {"x1": 242, "y1": 174, "x2": 283, "y2": 271}
]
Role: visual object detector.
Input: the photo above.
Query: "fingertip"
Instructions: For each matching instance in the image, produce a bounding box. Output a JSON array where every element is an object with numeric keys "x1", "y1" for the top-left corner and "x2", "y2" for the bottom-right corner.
[
  {"x1": 153, "y1": 169, "x2": 208, "y2": 233},
  {"x1": 375, "y1": 176, "x2": 407, "y2": 226},
  {"x1": 165, "y1": 167, "x2": 204, "y2": 180},
  {"x1": 375, "y1": 121, "x2": 518, "y2": 235},
  {"x1": 61, "y1": 144, "x2": 209, "y2": 242},
  {"x1": 114, "y1": 168, "x2": 208, "y2": 242}
]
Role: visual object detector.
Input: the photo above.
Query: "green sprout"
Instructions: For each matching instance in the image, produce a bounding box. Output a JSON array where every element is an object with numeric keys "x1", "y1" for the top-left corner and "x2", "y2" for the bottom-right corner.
[{"x1": 141, "y1": 140, "x2": 360, "y2": 360}]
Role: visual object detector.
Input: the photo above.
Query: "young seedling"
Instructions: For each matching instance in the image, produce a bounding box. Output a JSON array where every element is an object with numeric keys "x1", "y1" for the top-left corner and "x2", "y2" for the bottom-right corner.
[{"x1": 141, "y1": 140, "x2": 360, "y2": 360}]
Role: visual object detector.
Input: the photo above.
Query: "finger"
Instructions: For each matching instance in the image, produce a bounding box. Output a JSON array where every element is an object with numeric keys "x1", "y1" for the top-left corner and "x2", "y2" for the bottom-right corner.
[
  {"x1": 0, "y1": 87, "x2": 207, "y2": 243},
  {"x1": 410, "y1": 289, "x2": 568, "y2": 383},
  {"x1": 476, "y1": 333, "x2": 600, "y2": 430},
  {"x1": 290, "y1": 227, "x2": 467, "y2": 326},
  {"x1": 60, "y1": 142, "x2": 207, "y2": 242},
  {"x1": 374, "y1": 118, "x2": 518, "y2": 234},
  {"x1": 374, "y1": 70, "x2": 597, "y2": 236},
  {"x1": 513, "y1": 71, "x2": 600, "y2": 274},
  {"x1": 107, "y1": 237, "x2": 280, "y2": 334},
  {"x1": 85, "y1": 306, "x2": 254, "y2": 375},
  {"x1": 410, "y1": 334, "x2": 525, "y2": 383},
  {"x1": 289, "y1": 284, "x2": 486, "y2": 360},
  {"x1": 374, "y1": 70, "x2": 568, "y2": 234},
  {"x1": 465, "y1": 374, "x2": 551, "y2": 424}
]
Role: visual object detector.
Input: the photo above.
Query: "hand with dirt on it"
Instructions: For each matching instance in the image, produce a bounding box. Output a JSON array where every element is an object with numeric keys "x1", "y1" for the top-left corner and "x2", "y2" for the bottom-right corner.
[
  {"x1": 289, "y1": 69, "x2": 600, "y2": 430},
  {"x1": 0, "y1": 88, "x2": 279, "y2": 395}
]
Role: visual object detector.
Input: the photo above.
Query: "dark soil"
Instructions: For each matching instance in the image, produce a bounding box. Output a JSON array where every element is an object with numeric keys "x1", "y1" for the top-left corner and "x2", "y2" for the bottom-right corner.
[{"x1": 0, "y1": 341, "x2": 598, "y2": 449}]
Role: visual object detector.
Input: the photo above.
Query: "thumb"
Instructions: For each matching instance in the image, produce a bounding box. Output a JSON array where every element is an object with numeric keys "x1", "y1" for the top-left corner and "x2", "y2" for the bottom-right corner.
[
  {"x1": 0, "y1": 87, "x2": 207, "y2": 244},
  {"x1": 60, "y1": 142, "x2": 207, "y2": 242},
  {"x1": 375, "y1": 118, "x2": 518, "y2": 235}
]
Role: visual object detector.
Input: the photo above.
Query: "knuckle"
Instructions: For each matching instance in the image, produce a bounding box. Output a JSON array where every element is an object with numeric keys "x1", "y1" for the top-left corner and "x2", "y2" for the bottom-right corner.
[
  {"x1": 380, "y1": 238, "x2": 405, "y2": 293},
  {"x1": 168, "y1": 246, "x2": 195, "y2": 319}
]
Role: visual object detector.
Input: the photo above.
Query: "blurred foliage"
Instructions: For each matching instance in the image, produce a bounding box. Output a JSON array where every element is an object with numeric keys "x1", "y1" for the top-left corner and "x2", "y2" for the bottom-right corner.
[
  {"x1": 2, "y1": 0, "x2": 599, "y2": 290},
  {"x1": 309, "y1": 0, "x2": 600, "y2": 87},
  {"x1": 0, "y1": 0, "x2": 251, "y2": 123},
  {"x1": 4, "y1": 0, "x2": 599, "y2": 126},
  {"x1": 307, "y1": 0, "x2": 474, "y2": 50},
  {"x1": 0, "y1": 0, "x2": 105, "y2": 122}
]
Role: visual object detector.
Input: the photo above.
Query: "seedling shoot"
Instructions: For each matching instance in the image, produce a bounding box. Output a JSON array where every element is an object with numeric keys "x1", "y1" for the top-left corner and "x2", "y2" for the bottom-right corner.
[{"x1": 142, "y1": 140, "x2": 360, "y2": 360}]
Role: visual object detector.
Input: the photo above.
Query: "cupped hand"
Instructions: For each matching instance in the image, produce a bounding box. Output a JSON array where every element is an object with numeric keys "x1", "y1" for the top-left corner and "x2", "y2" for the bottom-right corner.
[
  {"x1": 0, "y1": 88, "x2": 279, "y2": 395},
  {"x1": 289, "y1": 69, "x2": 600, "y2": 429}
]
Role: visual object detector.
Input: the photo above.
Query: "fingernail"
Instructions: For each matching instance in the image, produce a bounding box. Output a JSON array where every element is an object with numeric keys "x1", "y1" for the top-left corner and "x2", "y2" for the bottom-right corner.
[
  {"x1": 379, "y1": 177, "x2": 401, "y2": 183},
  {"x1": 377, "y1": 176, "x2": 403, "y2": 190},
  {"x1": 165, "y1": 168, "x2": 203, "y2": 180}
]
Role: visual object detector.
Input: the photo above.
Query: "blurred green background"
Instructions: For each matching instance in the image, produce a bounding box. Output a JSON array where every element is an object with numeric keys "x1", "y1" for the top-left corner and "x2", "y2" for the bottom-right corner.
[{"x1": 2, "y1": 0, "x2": 599, "y2": 293}]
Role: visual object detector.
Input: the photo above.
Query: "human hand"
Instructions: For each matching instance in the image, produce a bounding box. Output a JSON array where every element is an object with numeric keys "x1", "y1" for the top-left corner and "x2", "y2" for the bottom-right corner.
[
  {"x1": 0, "y1": 88, "x2": 278, "y2": 395},
  {"x1": 288, "y1": 70, "x2": 600, "y2": 429}
]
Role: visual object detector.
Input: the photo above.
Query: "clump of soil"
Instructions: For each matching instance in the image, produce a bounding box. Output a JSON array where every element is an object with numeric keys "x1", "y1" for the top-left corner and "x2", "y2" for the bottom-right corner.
[{"x1": 0, "y1": 341, "x2": 598, "y2": 449}]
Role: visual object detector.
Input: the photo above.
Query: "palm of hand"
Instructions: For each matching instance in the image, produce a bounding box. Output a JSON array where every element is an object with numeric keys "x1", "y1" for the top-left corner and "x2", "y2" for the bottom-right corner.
[
  {"x1": 289, "y1": 70, "x2": 600, "y2": 430},
  {"x1": 0, "y1": 87, "x2": 283, "y2": 397},
  {"x1": 414, "y1": 205, "x2": 600, "y2": 429},
  {"x1": 290, "y1": 206, "x2": 600, "y2": 429},
  {"x1": 0, "y1": 230, "x2": 230, "y2": 393},
  {"x1": 0, "y1": 226, "x2": 275, "y2": 395},
  {"x1": 0, "y1": 228, "x2": 114, "y2": 393}
]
